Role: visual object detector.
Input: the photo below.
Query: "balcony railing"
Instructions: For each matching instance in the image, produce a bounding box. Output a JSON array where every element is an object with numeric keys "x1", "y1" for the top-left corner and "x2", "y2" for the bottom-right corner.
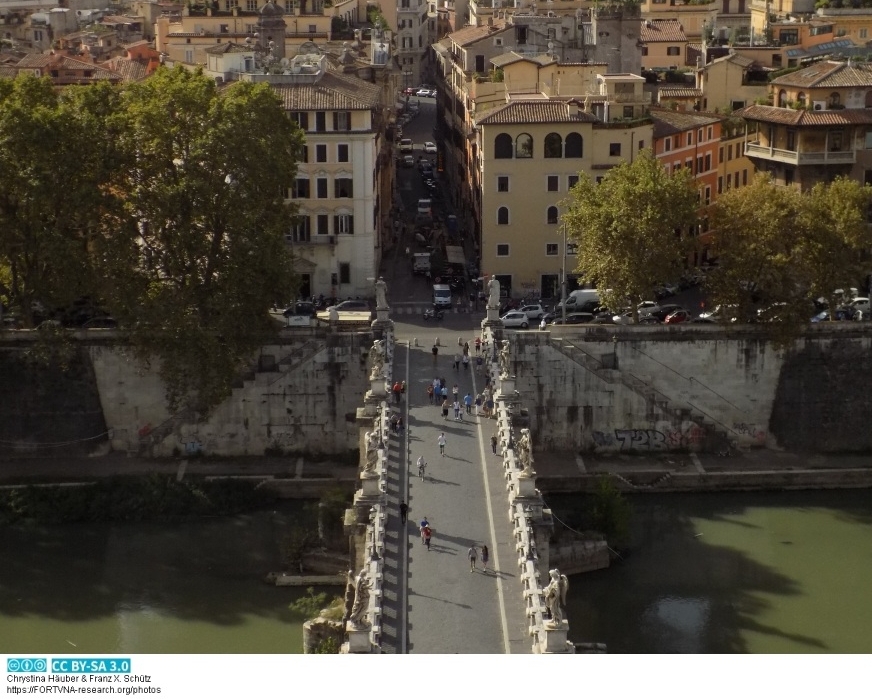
[{"x1": 744, "y1": 141, "x2": 856, "y2": 165}]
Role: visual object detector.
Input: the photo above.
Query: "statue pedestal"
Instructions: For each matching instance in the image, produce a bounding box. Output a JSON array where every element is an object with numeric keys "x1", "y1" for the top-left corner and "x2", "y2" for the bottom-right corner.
[
  {"x1": 496, "y1": 375, "x2": 515, "y2": 400},
  {"x1": 371, "y1": 316, "x2": 393, "y2": 338},
  {"x1": 538, "y1": 622, "x2": 573, "y2": 654},
  {"x1": 359, "y1": 472, "x2": 381, "y2": 497},
  {"x1": 485, "y1": 305, "x2": 501, "y2": 322},
  {"x1": 481, "y1": 316, "x2": 503, "y2": 331},
  {"x1": 514, "y1": 473, "x2": 537, "y2": 498},
  {"x1": 345, "y1": 623, "x2": 372, "y2": 653}
]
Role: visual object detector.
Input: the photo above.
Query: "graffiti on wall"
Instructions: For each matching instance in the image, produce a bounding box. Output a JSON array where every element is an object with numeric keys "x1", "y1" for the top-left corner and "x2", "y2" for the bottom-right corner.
[
  {"x1": 733, "y1": 422, "x2": 767, "y2": 446},
  {"x1": 592, "y1": 421, "x2": 706, "y2": 451}
]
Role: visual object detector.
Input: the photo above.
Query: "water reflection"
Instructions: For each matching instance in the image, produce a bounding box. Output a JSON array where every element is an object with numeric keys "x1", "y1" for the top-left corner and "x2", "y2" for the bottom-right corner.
[
  {"x1": 0, "y1": 505, "x2": 338, "y2": 654},
  {"x1": 550, "y1": 490, "x2": 872, "y2": 654}
]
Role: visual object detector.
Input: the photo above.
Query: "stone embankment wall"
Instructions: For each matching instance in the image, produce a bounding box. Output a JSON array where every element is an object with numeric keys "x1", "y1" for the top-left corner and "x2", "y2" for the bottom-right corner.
[
  {"x1": 515, "y1": 324, "x2": 872, "y2": 454},
  {"x1": 0, "y1": 327, "x2": 371, "y2": 458}
]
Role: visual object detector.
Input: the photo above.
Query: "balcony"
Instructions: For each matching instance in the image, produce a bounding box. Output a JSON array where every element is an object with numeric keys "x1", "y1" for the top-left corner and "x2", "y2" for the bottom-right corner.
[{"x1": 744, "y1": 142, "x2": 856, "y2": 165}]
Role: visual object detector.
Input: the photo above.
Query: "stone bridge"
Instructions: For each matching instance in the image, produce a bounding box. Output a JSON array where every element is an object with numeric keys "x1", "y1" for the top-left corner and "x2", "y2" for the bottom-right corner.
[{"x1": 339, "y1": 294, "x2": 607, "y2": 654}]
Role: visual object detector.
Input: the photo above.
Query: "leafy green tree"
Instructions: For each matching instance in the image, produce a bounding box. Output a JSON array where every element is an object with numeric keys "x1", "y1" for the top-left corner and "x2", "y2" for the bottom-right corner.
[
  {"x1": 708, "y1": 172, "x2": 806, "y2": 325},
  {"x1": 562, "y1": 149, "x2": 699, "y2": 320},
  {"x1": 0, "y1": 76, "x2": 112, "y2": 324},
  {"x1": 794, "y1": 177, "x2": 871, "y2": 319},
  {"x1": 588, "y1": 475, "x2": 631, "y2": 548},
  {"x1": 102, "y1": 67, "x2": 304, "y2": 413}
]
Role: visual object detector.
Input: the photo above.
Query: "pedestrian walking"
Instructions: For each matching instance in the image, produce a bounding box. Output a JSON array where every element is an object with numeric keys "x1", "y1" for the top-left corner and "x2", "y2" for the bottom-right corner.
[
  {"x1": 441, "y1": 398, "x2": 449, "y2": 420},
  {"x1": 419, "y1": 517, "x2": 430, "y2": 542},
  {"x1": 491, "y1": 433, "x2": 498, "y2": 454},
  {"x1": 464, "y1": 393, "x2": 473, "y2": 414},
  {"x1": 401, "y1": 380, "x2": 406, "y2": 399},
  {"x1": 463, "y1": 341, "x2": 469, "y2": 356},
  {"x1": 432, "y1": 343, "x2": 438, "y2": 365},
  {"x1": 474, "y1": 337, "x2": 481, "y2": 354},
  {"x1": 441, "y1": 385, "x2": 448, "y2": 401},
  {"x1": 417, "y1": 455, "x2": 427, "y2": 481},
  {"x1": 438, "y1": 432, "x2": 446, "y2": 457},
  {"x1": 485, "y1": 396, "x2": 495, "y2": 418},
  {"x1": 453, "y1": 353, "x2": 460, "y2": 370},
  {"x1": 427, "y1": 384, "x2": 434, "y2": 404},
  {"x1": 423, "y1": 526, "x2": 432, "y2": 551},
  {"x1": 453, "y1": 399, "x2": 462, "y2": 421},
  {"x1": 481, "y1": 544, "x2": 489, "y2": 572},
  {"x1": 452, "y1": 384, "x2": 459, "y2": 402},
  {"x1": 475, "y1": 393, "x2": 483, "y2": 415},
  {"x1": 462, "y1": 354, "x2": 469, "y2": 370},
  {"x1": 476, "y1": 355, "x2": 483, "y2": 374},
  {"x1": 392, "y1": 381, "x2": 402, "y2": 404},
  {"x1": 468, "y1": 545, "x2": 477, "y2": 572},
  {"x1": 400, "y1": 500, "x2": 408, "y2": 524}
]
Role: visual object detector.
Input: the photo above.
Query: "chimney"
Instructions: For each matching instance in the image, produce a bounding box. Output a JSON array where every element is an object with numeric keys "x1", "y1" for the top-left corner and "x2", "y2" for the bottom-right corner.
[{"x1": 487, "y1": 16, "x2": 494, "y2": 26}]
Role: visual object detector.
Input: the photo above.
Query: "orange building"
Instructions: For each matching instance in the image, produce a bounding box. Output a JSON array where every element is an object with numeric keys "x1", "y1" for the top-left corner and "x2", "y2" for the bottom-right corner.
[{"x1": 650, "y1": 108, "x2": 722, "y2": 264}]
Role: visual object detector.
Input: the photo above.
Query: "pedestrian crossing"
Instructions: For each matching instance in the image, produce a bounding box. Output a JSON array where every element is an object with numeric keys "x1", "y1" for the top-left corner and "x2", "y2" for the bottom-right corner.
[{"x1": 390, "y1": 304, "x2": 478, "y2": 315}]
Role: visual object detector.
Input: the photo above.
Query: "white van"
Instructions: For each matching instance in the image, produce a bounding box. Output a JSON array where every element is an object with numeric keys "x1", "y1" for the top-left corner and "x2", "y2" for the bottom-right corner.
[
  {"x1": 558, "y1": 289, "x2": 600, "y2": 311},
  {"x1": 433, "y1": 284, "x2": 452, "y2": 309}
]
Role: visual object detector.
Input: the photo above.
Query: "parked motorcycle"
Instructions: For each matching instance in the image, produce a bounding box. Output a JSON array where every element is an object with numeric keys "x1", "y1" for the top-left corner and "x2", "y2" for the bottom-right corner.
[{"x1": 423, "y1": 308, "x2": 444, "y2": 321}]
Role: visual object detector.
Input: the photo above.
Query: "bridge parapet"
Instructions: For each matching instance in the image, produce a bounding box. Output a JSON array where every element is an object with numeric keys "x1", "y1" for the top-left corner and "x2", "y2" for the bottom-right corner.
[{"x1": 482, "y1": 325, "x2": 575, "y2": 654}]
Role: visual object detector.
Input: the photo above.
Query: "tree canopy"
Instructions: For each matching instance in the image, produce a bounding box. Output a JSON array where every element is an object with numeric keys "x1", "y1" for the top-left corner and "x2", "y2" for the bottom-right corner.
[
  {"x1": 562, "y1": 148, "x2": 699, "y2": 319},
  {"x1": 0, "y1": 68, "x2": 305, "y2": 413}
]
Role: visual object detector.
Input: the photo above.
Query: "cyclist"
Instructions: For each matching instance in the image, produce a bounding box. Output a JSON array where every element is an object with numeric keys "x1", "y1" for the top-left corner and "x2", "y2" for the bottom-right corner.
[{"x1": 417, "y1": 455, "x2": 427, "y2": 481}]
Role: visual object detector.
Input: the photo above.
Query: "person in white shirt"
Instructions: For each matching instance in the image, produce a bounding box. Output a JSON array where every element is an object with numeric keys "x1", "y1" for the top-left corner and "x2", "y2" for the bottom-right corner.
[
  {"x1": 437, "y1": 432, "x2": 446, "y2": 456},
  {"x1": 417, "y1": 455, "x2": 426, "y2": 480}
]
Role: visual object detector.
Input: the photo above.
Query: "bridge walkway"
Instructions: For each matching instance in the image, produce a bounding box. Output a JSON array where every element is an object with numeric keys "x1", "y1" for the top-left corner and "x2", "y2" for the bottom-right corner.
[{"x1": 397, "y1": 338, "x2": 529, "y2": 653}]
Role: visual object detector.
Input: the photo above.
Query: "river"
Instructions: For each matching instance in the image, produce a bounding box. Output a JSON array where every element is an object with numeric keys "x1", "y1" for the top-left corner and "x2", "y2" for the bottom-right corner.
[
  {"x1": 0, "y1": 505, "x2": 336, "y2": 654},
  {"x1": 551, "y1": 490, "x2": 872, "y2": 653}
]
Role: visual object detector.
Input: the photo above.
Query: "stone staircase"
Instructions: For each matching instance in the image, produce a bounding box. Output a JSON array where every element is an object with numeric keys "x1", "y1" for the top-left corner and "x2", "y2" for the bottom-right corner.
[{"x1": 548, "y1": 337, "x2": 736, "y2": 454}]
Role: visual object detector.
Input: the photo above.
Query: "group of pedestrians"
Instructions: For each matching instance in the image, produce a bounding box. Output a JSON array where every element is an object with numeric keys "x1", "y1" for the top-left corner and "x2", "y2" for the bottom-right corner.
[{"x1": 467, "y1": 544, "x2": 489, "y2": 573}]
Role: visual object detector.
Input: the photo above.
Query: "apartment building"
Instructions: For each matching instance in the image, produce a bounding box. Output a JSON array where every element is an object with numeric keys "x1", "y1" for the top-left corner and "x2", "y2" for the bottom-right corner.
[
  {"x1": 380, "y1": 0, "x2": 430, "y2": 87},
  {"x1": 476, "y1": 87, "x2": 653, "y2": 299},
  {"x1": 650, "y1": 108, "x2": 721, "y2": 263},
  {"x1": 737, "y1": 60, "x2": 872, "y2": 190},
  {"x1": 640, "y1": 18, "x2": 689, "y2": 71}
]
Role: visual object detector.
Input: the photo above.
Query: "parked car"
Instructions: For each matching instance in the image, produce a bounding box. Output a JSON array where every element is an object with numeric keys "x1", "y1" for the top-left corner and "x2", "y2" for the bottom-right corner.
[
  {"x1": 416, "y1": 88, "x2": 432, "y2": 97},
  {"x1": 849, "y1": 297, "x2": 869, "y2": 320},
  {"x1": 423, "y1": 141, "x2": 437, "y2": 153},
  {"x1": 664, "y1": 309, "x2": 691, "y2": 324},
  {"x1": 501, "y1": 311, "x2": 530, "y2": 328},
  {"x1": 284, "y1": 301, "x2": 315, "y2": 318},
  {"x1": 327, "y1": 300, "x2": 370, "y2": 313},
  {"x1": 518, "y1": 303, "x2": 546, "y2": 320},
  {"x1": 550, "y1": 313, "x2": 594, "y2": 325},
  {"x1": 399, "y1": 138, "x2": 413, "y2": 153},
  {"x1": 640, "y1": 304, "x2": 685, "y2": 322},
  {"x1": 82, "y1": 316, "x2": 118, "y2": 329}
]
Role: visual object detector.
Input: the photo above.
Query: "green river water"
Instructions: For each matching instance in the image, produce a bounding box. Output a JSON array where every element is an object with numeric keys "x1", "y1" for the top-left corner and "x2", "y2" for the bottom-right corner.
[
  {"x1": 1, "y1": 491, "x2": 870, "y2": 654},
  {"x1": 555, "y1": 489, "x2": 872, "y2": 654}
]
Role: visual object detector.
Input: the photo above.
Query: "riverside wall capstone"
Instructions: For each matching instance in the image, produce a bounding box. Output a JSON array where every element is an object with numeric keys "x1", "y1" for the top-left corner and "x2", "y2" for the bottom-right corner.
[{"x1": 513, "y1": 324, "x2": 872, "y2": 454}]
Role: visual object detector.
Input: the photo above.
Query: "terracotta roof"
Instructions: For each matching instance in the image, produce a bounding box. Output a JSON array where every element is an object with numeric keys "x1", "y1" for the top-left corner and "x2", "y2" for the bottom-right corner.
[
  {"x1": 449, "y1": 21, "x2": 508, "y2": 48},
  {"x1": 0, "y1": 65, "x2": 17, "y2": 79},
  {"x1": 269, "y1": 70, "x2": 381, "y2": 110},
  {"x1": 102, "y1": 56, "x2": 149, "y2": 82},
  {"x1": 204, "y1": 42, "x2": 251, "y2": 54},
  {"x1": 735, "y1": 103, "x2": 872, "y2": 125},
  {"x1": 101, "y1": 15, "x2": 142, "y2": 24},
  {"x1": 770, "y1": 60, "x2": 872, "y2": 88},
  {"x1": 477, "y1": 99, "x2": 599, "y2": 125},
  {"x1": 707, "y1": 51, "x2": 755, "y2": 69},
  {"x1": 658, "y1": 87, "x2": 703, "y2": 98},
  {"x1": 15, "y1": 53, "x2": 55, "y2": 68},
  {"x1": 649, "y1": 108, "x2": 720, "y2": 138},
  {"x1": 15, "y1": 53, "x2": 122, "y2": 80},
  {"x1": 490, "y1": 51, "x2": 555, "y2": 68},
  {"x1": 640, "y1": 19, "x2": 687, "y2": 43}
]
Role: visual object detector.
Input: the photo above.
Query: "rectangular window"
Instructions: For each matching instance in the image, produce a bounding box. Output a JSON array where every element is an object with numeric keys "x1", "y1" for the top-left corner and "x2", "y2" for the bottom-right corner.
[
  {"x1": 316, "y1": 178, "x2": 328, "y2": 198},
  {"x1": 315, "y1": 144, "x2": 327, "y2": 163},
  {"x1": 717, "y1": 176, "x2": 723, "y2": 194},
  {"x1": 290, "y1": 216, "x2": 311, "y2": 242},
  {"x1": 728, "y1": 144, "x2": 733, "y2": 161},
  {"x1": 315, "y1": 112, "x2": 326, "y2": 132},
  {"x1": 742, "y1": 169, "x2": 748, "y2": 186},
  {"x1": 566, "y1": 242, "x2": 578, "y2": 255},
  {"x1": 475, "y1": 54, "x2": 485, "y2": 72},
  {"x1": 609, "y1": 143, "x2": 621, "y2": 157},
  {"x1": 496, "y1": 244, "x2": 510, "y2": 257},
  {"x1": 734, "y1": 172, "x2": 740, "y2": 188},
  {"x1": 704, "y1": 186, "x2": 711, "y2": 205},
  {"x1": 291, "y1": 111, "x2": 309, "y2": 130},
  {"x1": 666, "y1": 46, "x2": 681, "y2": 56},
  {"x1": 704, "y1": 153, "x2": 711, "y2": 171},
  {"x1": 674, "y1": 161, "x2": 680, "y2": 172},
  {"x1": 334, "y1": 214, "x2": 355, "y2": 234},
  {"x1": 686, "y1": 158, "x2": 693, "y2": 173},
  {"x1": 299, "y1": 145, "x2": 309, "y2": 163},
  {"x1": 547, "y1": 175, "x2": 559, "y2": 192},
  {"x1": 707, "y1": 126, "x2": 713, "y2": 140},
  {"x1": 339, "y1": 262, "x2": 351, "y2": 284},
  {"x1": 308, "y1": 24, "x2": 316, "y2": 32},
  {"x1": 334, "y1": 178, "x2": 353, "y2": 198},
  {"x1": 687, "y1": 131, "x2": 693, "y2": 146},
  {"x1": 665, "y1": 137, "x2": 672, "y2": 152},
  {"x1": 785, "y1": 167, "x2": 794, "y2": 186},
  {"x1": 246, "y1": 0, "x2": 257, "y2": 10},
  {"x1": 719, "y1": 146, "x2": 724, "y2": 163},
  {"x1": 497, "y1": 176, "x2": 509, "y2": 192},
  {"x1": 546, "y1": 243, "x2": 558, "y2": 256},
  {"x1": 675, "y1": 134, "x2": 682, "y2": 148},
  {"x1": 338, "y1": 144, "x2": 349, "y2": 162},
  {"x1": 698, "y1": 129, "x2": 703, "y2": 142},
  {"x1": 333, "y1": 111, "x2": 352, "y2": 131},
  {"x1": 317, "y1": 214, "x2": 329, "y2": 236},
  {"x1": 292, "y1": 178, "x2": 310, "y2": 198},
  {"x1": 568, "y1": 175, "x2": 579, "y2": 189},
  {"x1": 623, "y1": 106, "x2": 634, "y2": 118}
]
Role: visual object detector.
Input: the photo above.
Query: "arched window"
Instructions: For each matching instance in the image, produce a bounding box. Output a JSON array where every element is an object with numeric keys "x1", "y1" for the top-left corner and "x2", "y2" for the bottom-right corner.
[
  {"x1": 544, "y1": 133, "x2": 563, "y2": 158},
  {"x1": 497, "y1": 207, "x2": 509, "y2": 225},
  {"x1": 565, "y1": 132, "x2": 583, "y2": 158},
  {"x1": 547, "y1": 206, "x2": 559, "y2": 224},
  {"x1": 515, "y1": 133, "x2": 533, "y2": 158},
  {"x1": 778, "y1": 90, "x2": 787, "y2": 108},
  {"x1": 829, "y1": 91, "x2": 841, "y2": 107},
  {"x1": 797, "y1": 92, "x2": 806, "y2": 107},
  {"x1": 494, "y1": 133, "x2": 513, "y2": 159}
]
